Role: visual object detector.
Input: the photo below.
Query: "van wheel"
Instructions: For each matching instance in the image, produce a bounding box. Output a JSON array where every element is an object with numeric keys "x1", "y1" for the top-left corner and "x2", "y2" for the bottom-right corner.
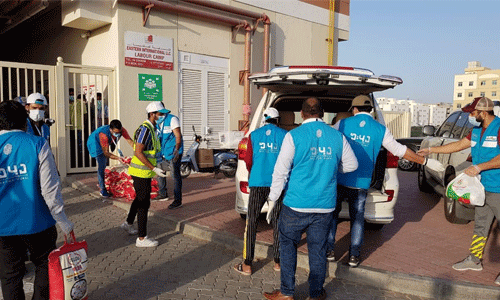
[
  {"x1": 417, "y1": 165, "x2": 433, "y2": 193},
  {"x1": 443, "y1": 173, "x2": 469, "y2": 224}
]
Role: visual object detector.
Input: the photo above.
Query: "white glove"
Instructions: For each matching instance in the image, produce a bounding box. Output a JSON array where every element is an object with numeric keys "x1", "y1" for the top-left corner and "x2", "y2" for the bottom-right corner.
[
  {"x1": 172, "y1": 149, "x2": 180, "y2": 163},
  {"x1": 153, "y1": 167, "x2": 168, "y2": 177},
  {"x1": 266, "y1": 199, "x2": 276, "y2": 224},
  {"x1": 425, "y1": 158, "x2": 445, "y2": 172}
]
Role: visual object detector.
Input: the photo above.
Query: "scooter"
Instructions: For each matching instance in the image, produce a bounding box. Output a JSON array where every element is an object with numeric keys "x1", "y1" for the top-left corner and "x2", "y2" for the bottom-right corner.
[{"x1": 180, "y1": 126, "x2": 238, "y2": 178}]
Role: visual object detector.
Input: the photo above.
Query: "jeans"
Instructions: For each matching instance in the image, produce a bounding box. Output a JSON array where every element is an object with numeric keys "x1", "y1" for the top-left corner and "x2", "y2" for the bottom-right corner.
[
  {"x1": 327, "y1": 185, "x2": 368, "y2": 257},
  {"x1": 127, "y1": 176, "x2": 152, "y2": 238},
  {"x1": 157, "y1": 157, "x2": 182, "y2": 204},
  {"x1": 0, "y1": 226, "x2": 57, "y2": 300},
  {"x1": 96, "y1": 153, "x2": 108, "y2": 193},
  {"x1": 279, "y1": 205, "x2": 332, "y2": 298}
]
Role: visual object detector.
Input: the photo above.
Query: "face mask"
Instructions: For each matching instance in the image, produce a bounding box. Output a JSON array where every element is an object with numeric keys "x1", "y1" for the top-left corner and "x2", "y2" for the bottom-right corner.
[
  {"x1": 29, "y1": 109, "x2": 45, "y2": 122},
  {"x1": 468, "y1": 115, "x2": 481, "y2": 127},
  {"x1": 112, "y1": 132, "x2": 121, "y2": 138},
  {"x1": 157, "y1": 115, "x2": 166, "y2": 124}
]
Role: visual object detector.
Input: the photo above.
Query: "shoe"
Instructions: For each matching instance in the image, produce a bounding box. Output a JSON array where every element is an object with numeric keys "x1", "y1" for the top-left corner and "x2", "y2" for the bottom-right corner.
[
  {"x1": 326, "y1": 250, "x2": 336, "y2": 262},
  {"x1": 233, "y1": 262, "x2": 252, "y2": 275},
  {"x1": 495, "y1": 273, "x2": 500, "y2": 285},
  {"x1": 155, "y1": 195, "x2": 169, "y2": 201},
  {"x1": 120, "y1": 222, "x2": 138, "y2": 235},
  {"x1": 263, "y1": 289, "x2": 294, "y2": 300},
  {"x1": 452, "y1": 255, "x2": 483, "y2": 271},
  {"x1": 136, "y1": 236, "x2": 159, "y2": 247},
  {"x1": 100, "y1": 190, "x2": 111, "y2": 198},
  {"x1": 348, "y1": 255, "x2": 360, "y2": 268},
  {"x1": 307, "y1": 289, "x2": 327, "y2": 300},
  {"x1": 168, "y1": 202, "x2": 183, "y2": 209}
]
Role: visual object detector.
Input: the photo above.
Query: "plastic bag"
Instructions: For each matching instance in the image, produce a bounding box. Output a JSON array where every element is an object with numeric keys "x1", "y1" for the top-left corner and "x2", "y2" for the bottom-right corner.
[
  {"x1": 446, "y1": 173, "x2": 485, "y2": 207},
  {"x1": 48, "y1": 232, "x2": 88, "y2": 300}
]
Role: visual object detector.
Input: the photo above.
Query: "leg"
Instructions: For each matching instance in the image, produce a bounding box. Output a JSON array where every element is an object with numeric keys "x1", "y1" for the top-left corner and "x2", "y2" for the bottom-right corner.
[
  {"x1": 271, "y1": 191, "x2": 284, "y2": 265},
  {"x1": 306, "y1": 211, "x2": 333, "y2": 298},
  {"x1": 172, "y1": 157, "x2": 183, "y2": 204},
  {"x1": 348, "y1": 188, "x2": 368, "y2": 258},
  {"x1": 470, "y1": 192, "x2": 497, "y2": 260},
  {"x1": 326, "y1": 185, "x2": 345, "y2": 253},
  {"x1": 242, "y1": 187, "x2": 267, "y2": 268},
  {"x1": 279, "y1": 205, "x2": 308, "y2": 297},
  {"x1": 156, "y1": 161, "x2": 168, "y2": 198},
  {"x1": 0, "y1": 235, "x2": 25, "y2": 300},
  {"x1": 96, "y1": 153, "x2": 107, "y2": 193},
  {"x1": 23, "y1": 226, "x2": 57, "y2": 300},
  {"x1": 134, "y1": 177, "x2": 152, "y2": 238}
]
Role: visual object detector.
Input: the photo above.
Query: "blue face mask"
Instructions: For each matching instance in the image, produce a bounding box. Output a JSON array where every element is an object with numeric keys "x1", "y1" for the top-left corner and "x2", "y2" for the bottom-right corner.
[
  {"x1": 157, "y1": 115, "x2": 166, "y2": 124},
  {"x1": 112, "y1": 132, "x2": 121, "y2": 138},
  {"x1": 468, "y1": 115, "x2": 481, "y2": 127}
]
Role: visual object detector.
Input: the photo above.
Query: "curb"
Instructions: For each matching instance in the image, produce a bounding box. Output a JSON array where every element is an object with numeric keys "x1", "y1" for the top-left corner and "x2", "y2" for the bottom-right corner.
[{"x1": 66, "y1": 177, "x2": 500, "y2": 300}]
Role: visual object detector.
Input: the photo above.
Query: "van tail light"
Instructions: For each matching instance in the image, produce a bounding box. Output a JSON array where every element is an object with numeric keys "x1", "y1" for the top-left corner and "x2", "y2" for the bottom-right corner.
[
  {"x1": 238, "y1": 137, "x2": 249, "y2": 160},
  {"x1": 386, "y1": 151, "x2": 399, "y2": 168},
  {"x1": 240, "y1": 181, "x2": 249, "y2": 194},
  {"x1": 385, "y1": 190, "x2": 395, "y2": 202}
]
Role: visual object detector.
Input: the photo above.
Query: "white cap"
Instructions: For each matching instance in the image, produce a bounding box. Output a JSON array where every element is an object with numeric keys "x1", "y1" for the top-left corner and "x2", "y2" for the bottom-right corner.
[
  {"x1": 26, "y1": 93, "x2": 47, "y2": 106},
  {"x1": 146, "y1": 102, "x2": 169, "y2": 114},
  {"x1": 264, "y1": 107, "x2": 279, "y2": 120}
]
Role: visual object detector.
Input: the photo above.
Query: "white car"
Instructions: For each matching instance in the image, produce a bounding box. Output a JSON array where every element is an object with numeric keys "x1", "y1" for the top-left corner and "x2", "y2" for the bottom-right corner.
[{"x1": 234, "y1": 66, "x2": 404, "y2": 228}]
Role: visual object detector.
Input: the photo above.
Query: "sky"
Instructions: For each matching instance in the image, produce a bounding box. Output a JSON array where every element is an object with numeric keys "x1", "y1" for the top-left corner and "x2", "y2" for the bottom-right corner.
[{"x1": 337, "y1": 0, "x2": 500, "y2": 104}]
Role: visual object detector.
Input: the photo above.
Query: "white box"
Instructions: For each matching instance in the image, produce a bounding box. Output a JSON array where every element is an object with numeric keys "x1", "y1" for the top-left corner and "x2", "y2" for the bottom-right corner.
[{"x1": 219, "y1": 131, "x2": 245, "y2": 149}]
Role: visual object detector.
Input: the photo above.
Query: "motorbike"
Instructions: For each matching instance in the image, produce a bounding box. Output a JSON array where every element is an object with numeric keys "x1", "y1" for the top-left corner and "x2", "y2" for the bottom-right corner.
[{"x1": 180, "y1": 126, "x2": 237, "y2": 178}]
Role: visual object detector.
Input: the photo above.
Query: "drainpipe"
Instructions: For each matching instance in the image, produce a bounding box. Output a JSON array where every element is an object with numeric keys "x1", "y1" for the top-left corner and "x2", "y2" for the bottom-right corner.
[{"x1": 242, "y1": 29, "x2": 252, "y2": 131}]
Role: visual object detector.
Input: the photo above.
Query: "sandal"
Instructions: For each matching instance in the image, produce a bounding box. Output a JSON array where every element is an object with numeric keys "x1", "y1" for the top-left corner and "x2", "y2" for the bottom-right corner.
[
  {"x1": 233, "y1": 262, "x2": 252, "y2": 276},
  {"x1": 273, "y1": 263, "x2": 280, "y2": 272}
]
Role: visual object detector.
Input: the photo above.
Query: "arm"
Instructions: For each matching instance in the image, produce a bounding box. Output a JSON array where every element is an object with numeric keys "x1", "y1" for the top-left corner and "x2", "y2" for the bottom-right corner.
[
  {"x1": 268, "y1": 133, "x2": 294, "y2": 202},
  {"x1": 381, "y1": 128, "x2": 426, "y2": 165},
  {"x1": 38, "y1": 141, "x2": 74, "y2": 235},
  {"x1": 244, "y1": 134, "x2": 253, "y2": 172},
  {"x1": 173, "y1": 127, "x2": 182, "y2": 152},
  {"x1": 418, "y1": 137, "x2": 471, "y2": 156},
  {"x1": 122, "y1": 128, "x2": 135, "y2": 148},
  {"x1": 99, "y1": 133, "x2": 120, "y2": 160},
  {"x1": 339, "y1": 135, "x2": 358, "y2": 173}
]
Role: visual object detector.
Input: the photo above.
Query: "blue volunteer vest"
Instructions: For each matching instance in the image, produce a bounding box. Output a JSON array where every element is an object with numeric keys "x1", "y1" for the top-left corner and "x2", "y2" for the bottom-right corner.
[
  {"x1": 284, "y1": 120, "x2": 344, "y2": 210},
  {"x1": 26, "y1": 118, "x2": 50, "y2": 141},
  {"x1": 0, "y1": 131, "x2": 56, "y2": 236},
  {"x1": 248, "y1": 123, "x2": 287, "y2": 187},
  {"x1": 337, "y1": 113, "x2": 386, "y2": 189},
  {"x1": 87, "y1": 125, "x2": 118, "y2": 158},
  {"x1": 158, "y1": 114, "x2": 184, "y2": 160},
  {"x1": 471, "y1": 116, "x2": 500, "y2": 193}
]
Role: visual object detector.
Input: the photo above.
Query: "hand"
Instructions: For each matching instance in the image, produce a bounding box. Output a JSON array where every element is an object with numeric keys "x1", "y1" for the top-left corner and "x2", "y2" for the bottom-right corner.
[
  {"x1": 172, "y1": 149, "x2": 180, "y2": 163},
  {"x1": 153, "y1": 167, "x2": 168, "y2": 177},
  {"x1": 118, "y1": 156, "x2": 127, "y2": 165},
  {"x1": 464, "y1": 165, "x2": 481, "y2": 177},
  {"x1": 266, "y1": 198, "x2": 276, "y2": 224},
  {"x1": 417, "y1": 147, "x2": 432, "y2": 156},
  {"x1": 425, "y1": 158, "x2": 445, "y2": 172}
]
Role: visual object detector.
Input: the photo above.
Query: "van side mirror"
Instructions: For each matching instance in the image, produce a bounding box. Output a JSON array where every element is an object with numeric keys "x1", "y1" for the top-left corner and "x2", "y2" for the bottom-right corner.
[{"x1": 422, "y1": 125, "x2": 435, "y2": 136}]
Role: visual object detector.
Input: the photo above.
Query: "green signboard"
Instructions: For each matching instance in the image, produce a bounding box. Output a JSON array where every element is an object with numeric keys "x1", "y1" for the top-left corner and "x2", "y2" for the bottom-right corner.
[{"x1": 138, "y1": 74, "x2": 163, "y2": 101}]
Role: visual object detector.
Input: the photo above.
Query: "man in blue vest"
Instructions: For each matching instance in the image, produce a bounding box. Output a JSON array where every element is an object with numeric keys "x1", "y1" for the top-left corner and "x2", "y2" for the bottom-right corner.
[
  {"x1": 87, "y1": 119, "x2": 135, "y2": 197},
  {"x1": 327, "y1": 95, "x2": 443, "y2": 268},
  {"x1": 263, "y1": 98, "x2": 358, "y2": 300},
  {"x1": 0, "y1": 100, "x2": 74, "y2": 300},
  {"x1": 155, "y1": 104, "x2": 184, "y2": 210},
  {"x1": 233, "y1": 108, "x2": 287, "y2": 276},
  {"x1": 25, "y1": 92, "x2": 50, "y2": 141},
  {"x1": 419, "y1": 97, "x2": 500, "y2": 284}
]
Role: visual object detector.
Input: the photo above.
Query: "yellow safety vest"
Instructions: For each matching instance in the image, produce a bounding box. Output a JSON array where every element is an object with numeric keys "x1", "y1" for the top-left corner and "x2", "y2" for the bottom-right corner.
[{"x1": 128, "y1": 120, "x2": 161, "y2": 178}]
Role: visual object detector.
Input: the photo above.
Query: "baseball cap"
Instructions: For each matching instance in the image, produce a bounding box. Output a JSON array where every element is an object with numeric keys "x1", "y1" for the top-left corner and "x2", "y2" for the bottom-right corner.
[
  {"x1": 146, "y1": 101, "x2": 169, "y2": 114},
  {"x1": 462, "y1": 97, "x2": 494, "y2": 112},
  {"x1": 26, "y1": 92, "x2": 47, "y2": 106},
  {"x1": 263, "y1": 107, "x2": 279, "y2": 120},
  {"x1": 349, "y1": 95, "x2": 372, "y2": 111}
]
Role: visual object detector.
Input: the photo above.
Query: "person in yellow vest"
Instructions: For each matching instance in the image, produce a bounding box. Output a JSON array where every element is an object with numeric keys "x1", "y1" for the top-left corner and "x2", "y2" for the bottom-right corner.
[{"x1": 120, "y1": 102, "x2": 168, "y2": 247}]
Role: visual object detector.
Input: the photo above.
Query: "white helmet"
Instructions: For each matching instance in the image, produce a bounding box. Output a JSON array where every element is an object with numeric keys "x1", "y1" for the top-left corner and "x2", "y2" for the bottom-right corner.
[{"x1": 263, "y1": 107, "x2": 279, "y2": 120}]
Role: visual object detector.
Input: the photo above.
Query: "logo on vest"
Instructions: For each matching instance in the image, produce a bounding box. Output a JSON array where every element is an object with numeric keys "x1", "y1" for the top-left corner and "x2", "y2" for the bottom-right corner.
[
  {"x1": 359, "y1": 121, "x2": 366, "y2": 128},
  {"x1": 259, "y1": 142, "x2": 278, "y2": 153},
  {"x1": 310, "y1": 147, "x2": 332, "y2": 160},
  {"x1": 266, "y1": 129, "x2": 271, "y2": 136},
  {"x1": 316, "y1": 129, "x2": 322, "y2": 138},
  {"x1": 3, "y1": 144, "x2": 12, "y2": 155},
  {"x1": 0, "y1": 164, "x2": 28, "y2": 180}
]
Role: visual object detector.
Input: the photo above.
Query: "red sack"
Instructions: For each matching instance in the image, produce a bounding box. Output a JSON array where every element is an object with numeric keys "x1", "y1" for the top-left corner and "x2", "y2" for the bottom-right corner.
[{"x1": 48, "y1": 232, "x2": 89, "y2": 300}]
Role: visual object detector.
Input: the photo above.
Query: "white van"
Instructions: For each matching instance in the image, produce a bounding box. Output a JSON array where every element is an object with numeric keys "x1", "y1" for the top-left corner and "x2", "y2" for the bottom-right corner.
[{"x1": 235, "y1": 66, "x2": 403, "y2": 228}]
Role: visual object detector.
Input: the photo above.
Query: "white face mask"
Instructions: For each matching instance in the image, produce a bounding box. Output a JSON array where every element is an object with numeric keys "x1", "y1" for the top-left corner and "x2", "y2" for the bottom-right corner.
[{"x1": 29, "y1": 109, "x2": 45, "y2": 122}]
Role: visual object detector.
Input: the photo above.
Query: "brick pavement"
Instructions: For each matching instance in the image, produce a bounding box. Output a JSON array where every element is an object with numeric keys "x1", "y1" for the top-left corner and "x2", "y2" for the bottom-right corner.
[{"x1": 2, "y1": 184, "x2": 431, "y2": 300}]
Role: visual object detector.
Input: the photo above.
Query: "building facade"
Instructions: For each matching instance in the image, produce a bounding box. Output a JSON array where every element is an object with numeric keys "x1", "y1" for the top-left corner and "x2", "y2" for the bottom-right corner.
[
  {"x1": 453, "y1": 61, "x2": 500, "y2": 110},
  {"x1": 378, "y1": 97, "x2": 452, "y2": 127}
]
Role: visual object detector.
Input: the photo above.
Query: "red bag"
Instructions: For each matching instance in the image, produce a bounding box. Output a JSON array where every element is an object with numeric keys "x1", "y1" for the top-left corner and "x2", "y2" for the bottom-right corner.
[{"x1": 48, "y1": 232, "x2": 89, "y2": 300}]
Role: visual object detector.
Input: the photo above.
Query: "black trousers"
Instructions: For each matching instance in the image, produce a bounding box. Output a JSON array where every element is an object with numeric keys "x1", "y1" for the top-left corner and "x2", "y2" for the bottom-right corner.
[
  {"x1": 127, "y1": 176, "x2": 152, "y2": 238},
  {"x1": 243, "y1": 187, "x2": 283, "y2": 266},
  {"x1": 0, "y1": 226, "x2": 57, "y2": 300}
]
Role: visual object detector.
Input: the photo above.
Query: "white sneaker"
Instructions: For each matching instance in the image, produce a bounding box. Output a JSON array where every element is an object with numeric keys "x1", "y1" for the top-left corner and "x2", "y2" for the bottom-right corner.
[
  {"x1": 120, "y1": 222, "x2": 138, "y2": 235},
  {"x1": 136, "y1": 236, "x2": 159, "y2": 247}
]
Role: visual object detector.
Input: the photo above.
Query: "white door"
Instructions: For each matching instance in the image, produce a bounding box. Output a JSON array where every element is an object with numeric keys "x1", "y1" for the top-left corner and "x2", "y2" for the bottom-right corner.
[{"x1": 178, "y1": 52, "x2": 229, "y2": 149}]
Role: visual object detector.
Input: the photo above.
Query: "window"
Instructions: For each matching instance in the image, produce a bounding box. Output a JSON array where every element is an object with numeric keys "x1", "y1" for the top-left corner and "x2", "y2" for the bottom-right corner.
[
  {"x1": 458, "y1": 82, "x2": 463, "y2": 87},
  {"x1": 451, "y1": 112, "x2": 469, "y2": 139},
  {"x1": 468, "y1": 92, "x2": 473, "y2": 97},
  {"x1": 461, "y1": 112, "x2": 474, "y2": 139},
  {"x1": 457, "y1": 93, "x2": 462, "y2": 97},
  {"x1": 469, "y1": 81, "x2": 474, "y2": 86},
  {"x1": 493, "y1": 92, "x2": 497, "y2": 97},
  {"x1": 481, "y1": 81, "x2": 486, "y2": 86},
  {"x1": 493, "y1": 80, "x2": 497, "y2": 85},
  {"x1": 457, "y1": 104, "x2": 462, "y2": 108},
  {"x1": 481, "y1": 92, "x2": 485, "y2": 97},
  {"x1": 436, "y1": 111, "x2": 460, "y2": 138}
]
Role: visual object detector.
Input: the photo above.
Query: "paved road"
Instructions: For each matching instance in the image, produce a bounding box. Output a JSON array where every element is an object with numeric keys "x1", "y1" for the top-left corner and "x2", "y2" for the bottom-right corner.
[{"x1": 2, "y1": 184, "x2": 432, "y2": 300}]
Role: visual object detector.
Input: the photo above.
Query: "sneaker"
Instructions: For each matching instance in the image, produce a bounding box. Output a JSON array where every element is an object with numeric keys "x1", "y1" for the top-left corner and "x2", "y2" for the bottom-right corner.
[
  {"x1": 120, "y1": 222, "x2": 138, "y2": 235},
  {"x1": 154, "y1": 195, "x2": 169, "y2": 201},
  {"x1": 495, "y1": 273, "x2": 500, "y2": 285},
  {"x1": 452, "y1": 255, "x2": 483, "y2": 271},
  {"x1": 348, "y1": 255, "x2": 360, "y2": 268},
  {"x1": 168, "y1": 202, "x2": 183, "y2": 209},
  {"x1": 136, "y1": 236, "x2": 159, "y2": 247},
  {"x1": 100, "y1": 190, "x2": 111, "y2": 198},
  {"x1": 326, "y1": 250, "x2": 336, "y2": 262}
]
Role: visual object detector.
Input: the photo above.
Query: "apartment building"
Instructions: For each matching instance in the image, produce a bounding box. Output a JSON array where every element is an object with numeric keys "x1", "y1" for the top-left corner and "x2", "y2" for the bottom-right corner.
[
  {"x1": 453, "y1": 61, "x2": 500, "y2": 110},
  {"x1": 377, "y1": 97, "x2": 452, "y2": 126}
]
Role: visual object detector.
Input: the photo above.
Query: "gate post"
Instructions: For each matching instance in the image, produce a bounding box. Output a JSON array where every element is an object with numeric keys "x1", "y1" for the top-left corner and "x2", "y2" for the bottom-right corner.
[{"x1": 55, "y1": 57, "x2": 68, "y2": 179}]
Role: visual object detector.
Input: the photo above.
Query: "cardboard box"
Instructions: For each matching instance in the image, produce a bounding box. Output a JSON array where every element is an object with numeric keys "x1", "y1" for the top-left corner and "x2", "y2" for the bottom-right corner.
[{"x1": 196, "y1": 149, "x2": 214, "y2": 168}]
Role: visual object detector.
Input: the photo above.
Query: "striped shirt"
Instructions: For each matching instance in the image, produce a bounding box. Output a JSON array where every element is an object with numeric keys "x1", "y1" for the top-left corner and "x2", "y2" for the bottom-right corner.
[{"x1": 134, "y1": 121, "x2": 154, "y2": 151}]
